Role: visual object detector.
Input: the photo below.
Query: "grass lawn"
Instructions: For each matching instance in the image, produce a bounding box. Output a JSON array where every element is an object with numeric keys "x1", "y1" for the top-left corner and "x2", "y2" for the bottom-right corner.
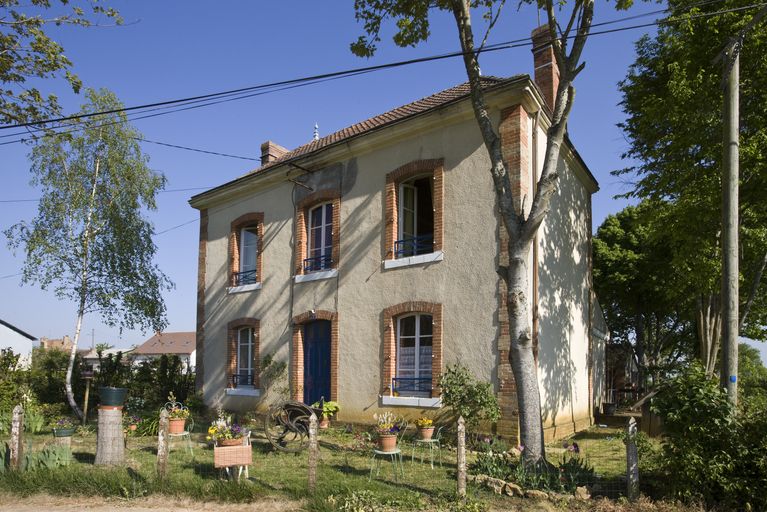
[{"x1": 0, "y1": 424, "x2": 691, "y2": 511}]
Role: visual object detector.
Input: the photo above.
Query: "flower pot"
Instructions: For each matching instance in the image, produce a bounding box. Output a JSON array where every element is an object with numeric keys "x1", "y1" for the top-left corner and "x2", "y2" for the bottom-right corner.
[
  {"x1": 377, "y1": 433, "x2": 397, "y2": 452},
  {"x1": 602, "y1": 402, "x2": 617, "y2": 415},
  {"x1": 218, "y1": 437, "x2": 244, "y2": 447},
  {"x1": 53, "y1": 428, "x2": 75, "y2": 438},
  {"x1": 319, "y1": 416, "x2": 330, "y2": 429},
  {"x1": 98, "y1": 386, "x2": 128, "y2": 407},
  {"x1": 417, "y1": 427, "x2": 435, "y2": 440},
  {"x1": 129, "y1": 424, "x2": 138, "y2": 431},
  {"x1": 169, "y1": 418, "x2": 186, "y2": 434}
]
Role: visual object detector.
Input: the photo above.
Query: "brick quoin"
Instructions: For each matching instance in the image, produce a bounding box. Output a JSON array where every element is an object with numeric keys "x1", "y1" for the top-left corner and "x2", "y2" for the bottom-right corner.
[
  {"x1": 229, "y1": 212, "x2": 264, "y2": 287},
  {"x1": 384, "y1": 159, "x2": 444, "y2": 259},
  {"x1": 291, "y1": 310, "x2": 339, "y2": 402},
  {"x1": 531, "y1": 25, "x2": 560, "y2": 110},
  {"x1": 499, "y1": 105, "x2": 530, "y2": 217},
  {"x1": 195, "y1": 209, "x2": 208, "y2": 393},
  {"x1": 381, "y1": 302, "x2": 442, "y2": 397},
  {"x1": 226, "y1": 318, "x2": 260, "y2": 388},
  {"x1": 294, "y1": 189, "x2": 341, "y2": 276}
]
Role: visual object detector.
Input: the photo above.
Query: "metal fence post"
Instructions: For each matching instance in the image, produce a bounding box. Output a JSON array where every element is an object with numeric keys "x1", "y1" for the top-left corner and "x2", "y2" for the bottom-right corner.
[
  {"x1": 626, "y1": 417, "x2": 639, "y2": 501},
  {"x1": 457, "y1": 416, "x2": 466, "y2": 498},
  {"x1": 308, "y1": 413, "x2": 318, "y2": 493}
]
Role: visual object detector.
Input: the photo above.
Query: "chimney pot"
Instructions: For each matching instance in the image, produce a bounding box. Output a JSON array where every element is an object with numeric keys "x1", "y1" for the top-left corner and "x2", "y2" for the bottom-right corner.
[
  {"x1": 260, "y1": 141, "x2": 289, "y2": 166},
  {"x1": 530, "y1": 25, "x2": 560, "y2": 110}
]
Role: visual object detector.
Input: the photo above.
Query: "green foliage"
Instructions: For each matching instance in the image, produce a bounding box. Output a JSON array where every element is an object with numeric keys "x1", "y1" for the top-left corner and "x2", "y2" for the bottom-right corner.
[
  {"x1": 739, "y1": 343, "x2": 767, "y2": 408},
  {"x1": 439, "y1": 364, "x2": 500, "y2": 431},
  {"x1": 127, "y1": 355, "x2": 195, "y2": 410},
  {"x1": 506, "y1": 455, "x2": 595, "y2": 494},
  {"x1": 28, "y1": 347, "x2": 85, "y2": 405},
  {"x1": 469, "y1": 451, "x2": 513, "y2": 479},
  {"x1": 0, "y1": 443, "x2": 71, "y2": 473},
  {"x1": 651, "y1": 363, "x2": 767, "y2": 509},
  {"x1": 23, "y1": 409, "x2": 45, "y2": 434},
  {"x1": 93, "y1": 350, "x2": 131, "y2": 389},
  {"x1": 0, "y1": 1, "x2": 122, "y2": 125}
]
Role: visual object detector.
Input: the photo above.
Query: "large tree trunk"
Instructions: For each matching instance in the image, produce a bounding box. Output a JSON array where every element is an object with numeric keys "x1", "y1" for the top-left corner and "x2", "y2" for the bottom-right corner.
[
  {"x1": 696, "y1": 294, "x2": 721, "y2": 377},
  {"x1": 65, "y1": 307, "x2": 85, "y2": 419}
]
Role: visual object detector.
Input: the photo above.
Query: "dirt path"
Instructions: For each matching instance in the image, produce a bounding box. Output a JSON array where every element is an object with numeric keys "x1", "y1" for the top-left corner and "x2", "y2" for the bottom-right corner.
[{"x1": 0, "y1": 494, "x2": 304, "y2": 511}]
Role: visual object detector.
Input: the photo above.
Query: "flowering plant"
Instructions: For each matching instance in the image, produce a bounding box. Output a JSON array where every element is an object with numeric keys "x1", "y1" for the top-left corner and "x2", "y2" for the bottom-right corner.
[
  {"x1": 206, "y1": 409, "x2": 246, "y2": 442},
  {"x1": 415, "y1": 417, "x2": 433, "y2": 429},
  {"x1": 168, "y1": 406, "x2": 190, "y2": 420},
  {"x1": 50, "y1": 417, "x2": 76, "y2": 429},
  {"x1": 373, "y1": 411, "x2": 402, "y2": 436},
  {"x1": 124, "y1": 414, "x2": 142, "y2": 426}
]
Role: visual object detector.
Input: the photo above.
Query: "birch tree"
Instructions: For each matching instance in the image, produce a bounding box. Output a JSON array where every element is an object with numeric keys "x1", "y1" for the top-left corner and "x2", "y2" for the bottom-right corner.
[
  {"x1": 5, "y1": 88, "x2": 172, "y2": 418},
  {"x1": 352, "y1": 0, "x2": 596, "y2": 463}
]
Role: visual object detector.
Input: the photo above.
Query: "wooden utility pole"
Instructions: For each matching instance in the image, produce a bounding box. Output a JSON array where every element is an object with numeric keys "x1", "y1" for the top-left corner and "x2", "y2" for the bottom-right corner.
[{"x1": 721, "y1": 43, "x2": 739, "y2": 405}]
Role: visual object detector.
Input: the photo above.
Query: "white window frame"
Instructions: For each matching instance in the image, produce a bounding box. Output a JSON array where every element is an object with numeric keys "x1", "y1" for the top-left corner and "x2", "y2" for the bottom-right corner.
[
  {"x1": 397, "y1": 182, "x2": 418, "y2": 244},
  {"x1": 239, "y1": 226, "x2": 258, "y2": 276},
  {"x1": 237, "y1": 326, "x2": 254, "y2": 387},
  {"x1": 307, "y1": 202, "x2": 333, "y2": 271},
  {"x1": 395, "y1": 313, "x2": 433, "y2": 398}
]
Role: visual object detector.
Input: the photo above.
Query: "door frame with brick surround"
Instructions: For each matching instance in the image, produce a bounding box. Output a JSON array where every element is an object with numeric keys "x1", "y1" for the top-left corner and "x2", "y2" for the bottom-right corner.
[{"x1": 291, "y1": 310, "x2": 339, "y2": 403}]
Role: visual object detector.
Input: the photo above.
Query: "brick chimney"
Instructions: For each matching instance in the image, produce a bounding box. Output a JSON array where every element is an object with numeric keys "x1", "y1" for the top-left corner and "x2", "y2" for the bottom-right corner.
[
  {"x1": 260, "y1": 141, "x2": 289, "y2": 166},
  {"x1": 531, "y1": 25, "x2": 560, "y2": 110}
]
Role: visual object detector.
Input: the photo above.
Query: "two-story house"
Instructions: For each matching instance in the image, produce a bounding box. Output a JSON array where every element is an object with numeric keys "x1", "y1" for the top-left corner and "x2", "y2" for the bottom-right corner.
[{"x1": 190, "y1": 27, "x2": 604, "y2": 441}]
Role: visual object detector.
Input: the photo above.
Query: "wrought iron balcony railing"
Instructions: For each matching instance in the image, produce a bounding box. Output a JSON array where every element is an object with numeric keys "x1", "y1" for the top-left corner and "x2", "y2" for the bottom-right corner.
[
  {"x1": 394, "y1": 233, "x2": 434, "y2": 258},
  {"x1": 233, "y1": 269, "x2": 257, "y2": 286},
  {"x1": 231, "y1": 373, "x2": 256, "y2": 388},
  {"x1": 391, "y1": 377, "x2": 432, "y2": 396},
  {"x1": 303, "y1": 254, "x2": 333, "y2": 273}
]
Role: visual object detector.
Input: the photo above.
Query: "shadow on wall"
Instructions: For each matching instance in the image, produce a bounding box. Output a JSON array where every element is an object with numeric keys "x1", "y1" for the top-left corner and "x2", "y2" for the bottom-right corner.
[{"x1": 536, "y1": 158, "x2": 590, "y2": 428}]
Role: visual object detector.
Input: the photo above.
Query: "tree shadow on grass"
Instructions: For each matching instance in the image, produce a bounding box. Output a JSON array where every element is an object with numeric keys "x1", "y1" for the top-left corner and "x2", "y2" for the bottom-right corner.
[{"x1": 73, "y1": 452, "x2": 95, "y2": 464}]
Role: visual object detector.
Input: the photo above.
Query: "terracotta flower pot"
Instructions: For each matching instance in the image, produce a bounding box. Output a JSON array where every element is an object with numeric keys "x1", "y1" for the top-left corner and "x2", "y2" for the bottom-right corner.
[
  {"x1": 319, "y1": 416, "x2": 330, "y2": 429},
  {"x1": 218, "y1": 437, "x2": 244, "y2": 447},
  {"x1": 169, "y1": 418, "x2": 186, "y2": 434},
  {"x1": 417, "y1": 427, "x2": 435, "y2": 440},
  {"x1": 129, "y1": 424, "x2": 138, "y2": 431},
  {"x1": 377, "y1": 433, "x2": 397, "y2": 452}
]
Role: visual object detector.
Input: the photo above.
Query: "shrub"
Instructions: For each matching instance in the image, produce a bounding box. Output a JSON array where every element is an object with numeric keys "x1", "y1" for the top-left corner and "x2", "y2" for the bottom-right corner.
[
  {"x1": 469, "y1": 450, "x2": 513, "y2": 479},
  {"x1": 651, "y1": 362, "x2": 767, "y2": 510},
  {"x1": 439, "y1": 365, "x2": 500, "y2": 431}
]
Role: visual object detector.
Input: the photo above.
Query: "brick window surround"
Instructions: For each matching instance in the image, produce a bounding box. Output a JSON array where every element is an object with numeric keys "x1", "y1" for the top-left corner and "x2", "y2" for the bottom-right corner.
[
  {"x1": 291, "y1": 310, "x2": 339, "y2": 403},
  {"x1": 229, "y1": 212, "x2": 264, "y2": 287},
  {"x1": 382, "y1": 301, "x2": 443, "y2": 397},
  {"x1": 294, "y1": 190, "x2": 341, "y2": 275},
  {"x1": 226, "y1": 318, "x2": 260, "y2": 388},
  {"x1": 384, "y1": 159, "x2": 444, "y2": 259}
]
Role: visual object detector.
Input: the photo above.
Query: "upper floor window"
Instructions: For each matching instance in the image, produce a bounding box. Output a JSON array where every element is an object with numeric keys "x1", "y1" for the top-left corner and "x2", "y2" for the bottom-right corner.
[
  {"x1": 397, "y1": 177, "x2": 434, "y2": 258},
  {"x1": 306, "y1": 202, "x2": 333, "y2": 272},
  {"x1": 384, "y1": 160, "x2": 444, "y2": 264},
  {"x1": 229, "y1": 213, "x2": 264, "y2": 289},
  {"x1": 395, "y1": 313, "x2": 433, "y2": 397}
]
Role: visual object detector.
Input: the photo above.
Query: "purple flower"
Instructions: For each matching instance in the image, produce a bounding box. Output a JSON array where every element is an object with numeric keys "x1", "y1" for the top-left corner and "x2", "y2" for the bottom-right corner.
[
  {"x1": 572, "y1": 442, "x2": 580, "y2": 454},
  {"x1": 517, "y1": 444, "x2": 525, "y2": 452}
]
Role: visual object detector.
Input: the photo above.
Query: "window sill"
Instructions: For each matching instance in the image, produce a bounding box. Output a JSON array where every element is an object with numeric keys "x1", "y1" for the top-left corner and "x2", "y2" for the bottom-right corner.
[
  {"x1": 227, "y1": 283, "x2": 262, "y2": 294},
  {"x1": 381, "y1": 396, "x2": 441, "y2": 408},
  {"x1": 294, "y1": 269, "x2": 338, "y2": 283},
  {"x1": 383, "y1": 251, "x2": 444, "y2": 270},
  {"x1": 225, "y1": 387, "x2": 261, "y2": 397}
]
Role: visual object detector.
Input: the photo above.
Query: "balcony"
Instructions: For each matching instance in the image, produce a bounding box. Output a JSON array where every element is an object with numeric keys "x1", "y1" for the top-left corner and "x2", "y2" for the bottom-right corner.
[
  {"x1": 232, "y1": 269, "x2": 257, "y2": 286},
  {"x1": 303, "y1": 254, "x2": 333, "y2": 273},
  {"x1": 394, "y1": 234, "x2": 433, "y2": 258}
]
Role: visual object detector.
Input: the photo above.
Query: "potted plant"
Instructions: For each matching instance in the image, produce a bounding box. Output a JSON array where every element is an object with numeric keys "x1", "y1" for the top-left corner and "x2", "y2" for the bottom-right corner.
[
  {"x1": 207, "y1": 416, "x2": 247, "y2": 447},
  {"x1": 51, "y1": 417, "x2": 76, "y2": 437},
  {"x1": 373, "y1": 411, "x2": 402, "y2": 452},
  {"x1": 125, "y1": 414, "x2": 142, "y2": 432},
  {"x1": 96, "y1": 350, "x2": 129, "y2": 409},
  {"x1": 311, "y1": 400, "x2": 340, "y2": 429},
  {"x1": 415, "y1": 417, "x2": 435, "y2": 440},
  {"x1": 168, "y1": 405, "x2": 190, "y2": 434}
]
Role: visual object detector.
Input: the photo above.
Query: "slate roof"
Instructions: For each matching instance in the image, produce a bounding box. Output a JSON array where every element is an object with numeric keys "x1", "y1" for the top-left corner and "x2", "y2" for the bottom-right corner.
[{"x1": 133, "y1": 331, "x2": 196, "y2": 356}]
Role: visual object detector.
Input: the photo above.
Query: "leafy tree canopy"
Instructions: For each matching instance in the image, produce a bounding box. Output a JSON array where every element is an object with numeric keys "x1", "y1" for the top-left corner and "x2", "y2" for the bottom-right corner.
[{"x1": 1, "y1": 0, "x2": 121, "y2": 125}]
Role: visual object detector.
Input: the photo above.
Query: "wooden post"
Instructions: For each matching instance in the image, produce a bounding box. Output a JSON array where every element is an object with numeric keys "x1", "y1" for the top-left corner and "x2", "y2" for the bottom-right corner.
[
  {"x1": 10, "y1": 405, "x2": 24, "y2": 471},
  {"x1": 457, "y1": 416, "x2": 466, "y2": 498},
  {"x1": 308, "y1": 413, "x2": 318, "y2": 493},
  {"x1": 156, "y1": 409, "x2": 169, "y2": 479},
  {"x1": 626, "y1": 417, "x2": 639, "y2": 501},
  {"x1": 82, "y1": 378, "x2": 91, "y2": 426},
  {"x1": 94, "y1": 407, "x2": 125, "y2": 466}
]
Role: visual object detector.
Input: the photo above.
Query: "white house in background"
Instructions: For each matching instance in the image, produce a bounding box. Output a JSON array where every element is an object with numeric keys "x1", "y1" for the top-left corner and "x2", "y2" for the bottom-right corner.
[
  {"x1": 80, "y1": 347, "x2": 134, "y2": 371},
  {"x1": 132, "y1": 332, "x2": 196, "y2": 372},
  {"x1": 0, "y1": 319, "x2": 37, "y2": 368}
]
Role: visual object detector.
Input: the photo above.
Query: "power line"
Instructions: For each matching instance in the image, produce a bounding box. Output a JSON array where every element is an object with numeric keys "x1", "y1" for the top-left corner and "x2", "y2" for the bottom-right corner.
[
  {"x1": 0, "y1": 0, "x2": 749, "y2": 135},
  {"x1": 0, "y1": 186, "x2": 214, "y2": 204},
  {"x1": 133, "y1": 138, "x2": 258, "y2": 161}
]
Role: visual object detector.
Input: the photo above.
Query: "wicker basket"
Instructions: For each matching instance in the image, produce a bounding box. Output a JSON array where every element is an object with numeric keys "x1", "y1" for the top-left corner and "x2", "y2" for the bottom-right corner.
[{"x1": 214, "y1": 445, "x2": 252, "y2": 468}]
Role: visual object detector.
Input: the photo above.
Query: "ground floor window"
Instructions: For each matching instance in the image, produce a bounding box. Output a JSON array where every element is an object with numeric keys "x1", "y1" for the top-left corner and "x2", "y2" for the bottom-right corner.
[
  {"x1": 395, "y1": 313, "x2": 433, "y2": 397},
  {"x1": 236, "y1": 326, "x2": 255, "y2": 387}
]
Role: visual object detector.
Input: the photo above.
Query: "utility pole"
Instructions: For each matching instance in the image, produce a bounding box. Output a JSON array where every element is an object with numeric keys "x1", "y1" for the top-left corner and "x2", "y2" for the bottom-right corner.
[{"x1": 720, "y1": 43, "x2": 739, "y2": 405}]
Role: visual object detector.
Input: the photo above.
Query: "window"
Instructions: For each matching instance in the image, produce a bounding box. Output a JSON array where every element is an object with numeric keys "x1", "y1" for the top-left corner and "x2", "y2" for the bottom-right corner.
[
  {"x1": 235, "y1": 326, "x2": 255, "y2": 387},
  {"x1": 395, "y1": 314, "x2": 433, "y2": 397},
  {"x1": 237, "y1": 227, "x2": 258, "y2": 285},
  {"x1": 294, "y1": 189, "x2": 341, "y2": 278},
  {"x1": 397, "y1": 177, "x2": 434, "y2": 257},
  {"x1": 384, "y1": 160, "x2": 443, "y2": 265},
  {"x1": 229, "y1": 213, "x2": 264, "y2": 289},
  {"x1": 306, "y1": 202, "x2": 333, "y2": 272}
]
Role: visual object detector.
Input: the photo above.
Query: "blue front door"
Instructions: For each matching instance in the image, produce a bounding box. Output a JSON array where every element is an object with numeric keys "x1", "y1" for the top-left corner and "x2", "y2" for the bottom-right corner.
[{"x1": 303, "y1": 320, "x2": 331, "y2": 405}]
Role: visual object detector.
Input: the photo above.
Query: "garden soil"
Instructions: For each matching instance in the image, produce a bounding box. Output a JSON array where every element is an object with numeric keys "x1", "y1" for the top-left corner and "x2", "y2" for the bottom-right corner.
[{"x1": 0, "y1": 494, "x2": 303, "y2": 511}]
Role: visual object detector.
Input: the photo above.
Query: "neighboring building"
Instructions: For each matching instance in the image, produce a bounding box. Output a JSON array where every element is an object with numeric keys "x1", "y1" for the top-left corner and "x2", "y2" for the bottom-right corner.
[
  {"x1": 190, "y1": 27, "x2": 605, "y2": 441},
  {"x1": 39, "y1": 335, "x2": 74, "y2": 352},
  {"x1": 0, "y1": 319, "x2": 37, "y2": 368},
  {"x1": 132, "y1": 331, "x2": 196, "y2": 371},
  {"x1": 80, "y1": 347, "x2": 134, "y2": 371}
]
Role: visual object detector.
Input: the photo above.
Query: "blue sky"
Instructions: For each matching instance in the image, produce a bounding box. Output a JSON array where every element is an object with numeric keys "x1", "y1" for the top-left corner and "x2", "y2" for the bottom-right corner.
[{"x1": 1, "y1": 1, "x2": 764, "y2": 363}]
